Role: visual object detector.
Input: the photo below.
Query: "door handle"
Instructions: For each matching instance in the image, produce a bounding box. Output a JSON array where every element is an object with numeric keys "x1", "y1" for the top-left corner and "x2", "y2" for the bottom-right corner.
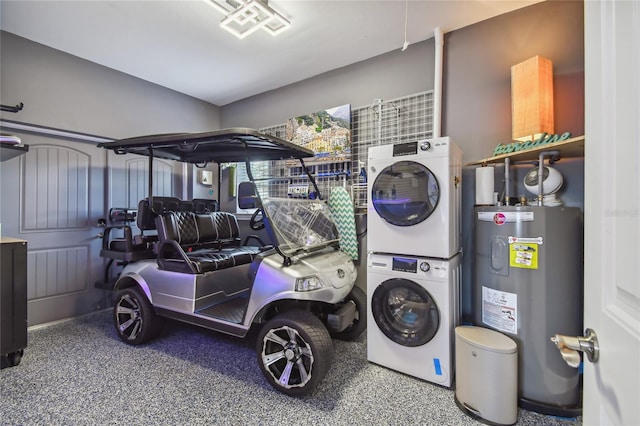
[
  {"x1": 550, "y1": 328, "x2": 599, "y2": 368},
  {"x1": 96, "y1": 218, "x2": 106, "y2": 238}
]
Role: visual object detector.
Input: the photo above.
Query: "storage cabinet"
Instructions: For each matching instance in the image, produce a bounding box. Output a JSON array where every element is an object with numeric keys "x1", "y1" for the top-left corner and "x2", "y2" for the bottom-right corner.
[{"x1": 1, "y1": 237, "x2": 28, "y2": 368}]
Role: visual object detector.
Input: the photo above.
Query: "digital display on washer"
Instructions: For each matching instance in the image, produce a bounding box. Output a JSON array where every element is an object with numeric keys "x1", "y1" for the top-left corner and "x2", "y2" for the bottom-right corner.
[
  {"x1": 392, "y1": 257, "x2": 417, "y2": 273},
  {"x1": 392, "y1": 141, "x2": 418, "y2": 157}
]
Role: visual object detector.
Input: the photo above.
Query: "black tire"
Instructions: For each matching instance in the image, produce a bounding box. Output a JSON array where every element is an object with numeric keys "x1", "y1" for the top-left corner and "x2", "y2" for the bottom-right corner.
[
  {"x1": 256, "y1": 310, "x2": 333, "y2": 396},
  {"x1": 331, "y1": 286, "x2": 367, "y2": 341},
  {"x1": 113, "y1": 286, "x2": 164, "y2": 345}
]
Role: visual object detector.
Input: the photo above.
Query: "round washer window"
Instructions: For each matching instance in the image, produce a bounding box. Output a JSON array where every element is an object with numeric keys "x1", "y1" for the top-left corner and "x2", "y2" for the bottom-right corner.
[
  {"x1": 371, "y1": 160, "x2": 439, "y2": 226},
  {"x1": 371, "y1": 278, "x2": 440, "y2": 347}
]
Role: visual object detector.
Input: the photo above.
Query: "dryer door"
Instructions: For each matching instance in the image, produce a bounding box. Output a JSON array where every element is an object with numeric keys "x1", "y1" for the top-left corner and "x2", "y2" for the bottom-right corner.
[
  {"x1": 371, "y1": 278, "x2": 440, "y2": 347},
  {"x1": 371, "y1": 160, "x2": 439, "y2": 226}
]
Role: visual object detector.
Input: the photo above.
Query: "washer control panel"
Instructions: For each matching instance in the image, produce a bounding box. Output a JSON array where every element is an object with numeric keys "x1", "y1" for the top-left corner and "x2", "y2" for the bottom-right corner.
[
  {"x1": 369, "y1": 253, "x2": 455, "y2": 281},
  {"x1": 391, "y1": 256, "x2": 418, "y2": 273}
]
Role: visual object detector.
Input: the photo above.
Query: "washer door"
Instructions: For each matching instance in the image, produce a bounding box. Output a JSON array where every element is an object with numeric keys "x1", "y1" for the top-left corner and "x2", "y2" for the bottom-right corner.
[
  {"x1": 371, "y1": 160, "x2": 439, "y2": 226},
  {"x1": 371, "y1": 278, "x2": 440, "y2": 347}
]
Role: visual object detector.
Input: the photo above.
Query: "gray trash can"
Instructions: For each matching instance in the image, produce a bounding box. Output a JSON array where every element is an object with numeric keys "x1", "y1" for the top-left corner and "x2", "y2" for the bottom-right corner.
[{"x1": 455, "y1": 326, "x2": 518, "y2": 425}]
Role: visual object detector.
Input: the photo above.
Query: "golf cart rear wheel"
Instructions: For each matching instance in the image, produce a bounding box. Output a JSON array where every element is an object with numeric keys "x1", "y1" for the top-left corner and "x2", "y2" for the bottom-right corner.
[
  {"x1": 113, "y1": 286, "x2": 164, "y2": 345},
  {"x1": 257, "y1": 310, "x2": 332, "y2": 396}
]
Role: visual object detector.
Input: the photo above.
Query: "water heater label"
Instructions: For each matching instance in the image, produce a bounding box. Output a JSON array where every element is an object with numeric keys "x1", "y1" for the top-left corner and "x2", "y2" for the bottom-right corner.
[
  {"x1": 508, "y1": 236, "x2": 542, "y2": 269},
  {"x1": 508, "y1": 236, "x2": 543, "y2": 244},
  {"x1": 477, "y1": 211, "x2": 534, "y2": 224},
  {"x1": 482, "y1": 286, "x2": 518, "y2": 335}
]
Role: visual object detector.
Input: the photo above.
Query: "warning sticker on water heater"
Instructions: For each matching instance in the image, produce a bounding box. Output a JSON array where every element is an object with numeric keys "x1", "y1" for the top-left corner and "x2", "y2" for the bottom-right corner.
[
  {"x1": 508, "y1": 236, "x2": 542, "y2": 269},
  {"x1": 482, "y1": 286, "x2": 517, "y2": 335}
]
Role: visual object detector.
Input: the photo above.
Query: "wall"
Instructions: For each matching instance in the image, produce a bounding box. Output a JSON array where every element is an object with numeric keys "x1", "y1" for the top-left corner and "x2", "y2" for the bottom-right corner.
[
  {"x1": 220, "y1": 0, "x2": 585, "y2": 319},
  {"x1": 443, "y1": 0, "x2": 585, "y2": 163},
  {"x1": 1, "y1": 31, "x2": 222, "y2": 204},
  {"x1": 221, "y1": 40, "x2": 435, "y2": 129},
  {"x1": 0, "y1": 32, "x2": 221, "y2": 138},
  {"x1": 217, "y1": 37, "x2": 435, "y2": 213},
  {"x1": 192, "y1": 164, "x2": 220, "y2": 201},
  {"x1": 443, "y1": 0, "x2": 585, "y2": 319}
]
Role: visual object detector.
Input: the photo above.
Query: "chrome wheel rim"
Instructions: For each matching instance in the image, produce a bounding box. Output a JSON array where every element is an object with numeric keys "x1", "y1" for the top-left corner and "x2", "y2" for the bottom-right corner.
[
  {"x1": 115, "y1": 293, "x2": 142, "y2": 341},
  {"x1": 261, "y1": 325, "x2": 314, "y2": 390}
]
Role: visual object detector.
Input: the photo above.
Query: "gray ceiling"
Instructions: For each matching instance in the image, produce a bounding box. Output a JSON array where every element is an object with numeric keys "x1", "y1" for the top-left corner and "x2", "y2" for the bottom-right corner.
[{"x1": 0, "y1": 0, "x2": 543, "y2": 106}]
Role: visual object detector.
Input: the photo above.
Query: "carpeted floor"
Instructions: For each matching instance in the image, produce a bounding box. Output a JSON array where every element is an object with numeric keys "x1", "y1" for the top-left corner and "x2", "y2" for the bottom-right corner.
[{"x1": 1, "y1": 310, "x2": 582, "y2": 425}]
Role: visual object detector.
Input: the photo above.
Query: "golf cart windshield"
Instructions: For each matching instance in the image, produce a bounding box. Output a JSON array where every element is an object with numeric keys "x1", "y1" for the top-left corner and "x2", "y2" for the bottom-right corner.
[{"x1": 261, "y1": 197, "x2": 340, "y2": 257}]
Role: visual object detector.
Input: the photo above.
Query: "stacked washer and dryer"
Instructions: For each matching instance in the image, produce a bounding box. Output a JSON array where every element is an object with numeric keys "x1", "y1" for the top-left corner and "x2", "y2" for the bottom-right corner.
[{"x1": 366, "y1": 137, "x2": 462, "y2": 387}]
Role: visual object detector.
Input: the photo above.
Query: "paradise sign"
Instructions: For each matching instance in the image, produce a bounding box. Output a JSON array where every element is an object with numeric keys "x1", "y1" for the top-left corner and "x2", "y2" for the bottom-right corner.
[{"x1": 491, "y1": 132, "x2": 572, "y2": 157}]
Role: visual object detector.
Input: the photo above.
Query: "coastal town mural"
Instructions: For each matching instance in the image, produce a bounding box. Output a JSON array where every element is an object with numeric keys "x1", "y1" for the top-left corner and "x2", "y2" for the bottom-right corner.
[{"x1": 285, "y1": 104, "x2": 351, "y2": 163}]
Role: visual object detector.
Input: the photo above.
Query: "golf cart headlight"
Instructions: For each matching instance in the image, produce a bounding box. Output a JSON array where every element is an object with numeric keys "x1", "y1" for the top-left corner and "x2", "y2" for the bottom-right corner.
[{"x1": 295, "y1": 276, "x2": 324, "y2": 291}]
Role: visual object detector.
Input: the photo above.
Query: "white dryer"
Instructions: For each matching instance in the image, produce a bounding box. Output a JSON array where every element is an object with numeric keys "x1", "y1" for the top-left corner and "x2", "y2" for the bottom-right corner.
[
  {"x1": 367, "y1": 252, "x2": 461, "y2": 387},
  {"x1": 367, "y1": 137, "x2": 462, "y2": 259}
]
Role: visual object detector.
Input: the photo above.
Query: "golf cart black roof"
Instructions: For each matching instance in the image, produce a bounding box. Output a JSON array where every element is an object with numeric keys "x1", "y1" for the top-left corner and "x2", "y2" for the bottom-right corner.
[{"x1": 98, "y1": 128, "x2": 314, "y2": 164}]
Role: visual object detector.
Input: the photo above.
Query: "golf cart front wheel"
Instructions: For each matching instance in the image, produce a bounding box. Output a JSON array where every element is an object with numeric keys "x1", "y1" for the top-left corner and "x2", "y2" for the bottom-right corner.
[{"x1": 256, "y1": 310, "x2": 332, "y2": 396}]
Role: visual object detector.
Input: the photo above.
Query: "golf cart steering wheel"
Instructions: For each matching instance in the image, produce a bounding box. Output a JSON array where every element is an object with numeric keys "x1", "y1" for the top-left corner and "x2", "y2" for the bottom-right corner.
[{"x1": 250, "y1": 207, "x2": 265, "y2": 231}]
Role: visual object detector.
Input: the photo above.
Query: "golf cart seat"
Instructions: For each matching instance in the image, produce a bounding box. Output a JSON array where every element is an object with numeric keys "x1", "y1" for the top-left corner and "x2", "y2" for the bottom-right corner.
[
  {"x1": 155, "y1": 210, "x2": 262, "y2": 274},
  {"x1": 132, "y1": 196, "x2": 188, "y2": 247},
  {"x1": 100, "y1": 196, "x2": 193, "y2": 262},
  {"x1": 192, "y1": 198, "x2": 220, "y2": 213},
  {"x1": 100, "y1": 207, "x2": 156, "y2": 263}
]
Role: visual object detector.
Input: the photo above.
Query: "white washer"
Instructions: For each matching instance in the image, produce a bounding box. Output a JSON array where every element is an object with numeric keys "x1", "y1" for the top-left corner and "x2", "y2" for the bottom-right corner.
[
  {"x1": 367, "y1": 137, "x2": 462, "y2": 259},
  {"x1": 367, "y1": 252, "x2": 461, "y2": 387}
]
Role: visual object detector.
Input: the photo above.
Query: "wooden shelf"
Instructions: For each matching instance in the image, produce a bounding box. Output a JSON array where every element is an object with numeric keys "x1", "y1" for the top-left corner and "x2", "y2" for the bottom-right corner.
[
  {"x1": 0, "y1": 144, "x2": 29, "y2": 162},
  {"x1": 465, "y1": 135, "x2": 584, "y2": 166}
]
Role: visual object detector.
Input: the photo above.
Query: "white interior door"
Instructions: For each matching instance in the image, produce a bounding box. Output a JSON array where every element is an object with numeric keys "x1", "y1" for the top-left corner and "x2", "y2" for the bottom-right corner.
[
  {"x1": 583, "y1": 1, "x2": 640, "y2": 424},
  {"x1": 106, "y1": 151, "x2": 186, "y2": 210},
  {"x1": 0, "y1": 132, "x2": 108, "y2": 326}
]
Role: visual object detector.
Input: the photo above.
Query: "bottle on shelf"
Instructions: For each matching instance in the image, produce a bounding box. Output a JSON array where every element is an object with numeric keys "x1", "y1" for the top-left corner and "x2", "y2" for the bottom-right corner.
[{"x1": 358, "y1": 161, "x2": 367, "y2": 185}]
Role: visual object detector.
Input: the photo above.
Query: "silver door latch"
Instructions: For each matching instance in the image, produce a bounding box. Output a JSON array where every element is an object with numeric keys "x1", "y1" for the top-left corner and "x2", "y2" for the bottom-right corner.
[{"x1": 550, "y1": 328, "x2": 599, "y2": 368}]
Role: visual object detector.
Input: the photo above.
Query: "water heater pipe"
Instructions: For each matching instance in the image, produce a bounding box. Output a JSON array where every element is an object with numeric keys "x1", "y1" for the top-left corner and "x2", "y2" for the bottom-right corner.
[
  {"x1": 433, "y1": 27, "x2": 444, "y2": 138},
  {"x1": 537, "y1": 153, "x2": 545, "y2": 206},
  {"x1": 504, "y1": 157, "x2": 511, "y2": 205},
  {"x1": 537, "y1": 150, "x2": 560, "y2": 206}
]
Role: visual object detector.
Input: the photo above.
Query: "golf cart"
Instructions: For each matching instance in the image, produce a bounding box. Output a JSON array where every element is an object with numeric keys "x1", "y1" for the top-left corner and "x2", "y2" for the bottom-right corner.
[{"x1": 98, "y1": 129, "x2": 366, "y2": 396}]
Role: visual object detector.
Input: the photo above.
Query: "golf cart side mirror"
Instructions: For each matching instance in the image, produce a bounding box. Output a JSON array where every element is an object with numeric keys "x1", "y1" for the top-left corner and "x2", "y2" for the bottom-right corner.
[{"x1": 238, "y1": 181, "x2": 259, "y2": 209}]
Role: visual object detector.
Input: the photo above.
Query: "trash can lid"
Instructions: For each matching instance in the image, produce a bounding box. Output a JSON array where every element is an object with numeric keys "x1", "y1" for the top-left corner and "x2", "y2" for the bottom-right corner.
[{"x1": 455, "y1": 326, "x2": 517, "y2": 353}]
